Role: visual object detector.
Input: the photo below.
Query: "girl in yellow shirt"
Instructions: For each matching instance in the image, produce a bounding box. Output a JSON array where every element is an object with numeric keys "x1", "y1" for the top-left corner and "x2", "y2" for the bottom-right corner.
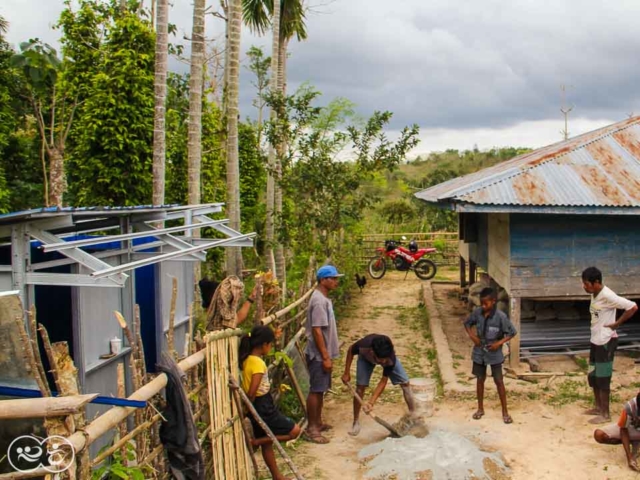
[{"x1": 240, "y1": 326, "x2": 301, "y2": 480}]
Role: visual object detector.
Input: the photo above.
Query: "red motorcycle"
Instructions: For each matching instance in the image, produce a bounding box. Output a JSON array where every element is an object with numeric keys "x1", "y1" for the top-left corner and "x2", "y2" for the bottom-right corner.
[{"x1": 368, "y1": 238, "x2": 437, "y2": 280}]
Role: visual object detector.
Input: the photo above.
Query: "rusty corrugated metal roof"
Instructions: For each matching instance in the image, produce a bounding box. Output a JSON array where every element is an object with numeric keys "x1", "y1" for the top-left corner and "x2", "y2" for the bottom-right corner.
[{"x1": 415, "y1": 116, "x2": 640, "y2": 208}]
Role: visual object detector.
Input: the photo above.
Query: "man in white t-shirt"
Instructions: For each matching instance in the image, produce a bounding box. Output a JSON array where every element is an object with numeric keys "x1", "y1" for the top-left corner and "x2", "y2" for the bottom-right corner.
[{"x1": 582, "y1": 267, "x2": 638, "y2": 424}]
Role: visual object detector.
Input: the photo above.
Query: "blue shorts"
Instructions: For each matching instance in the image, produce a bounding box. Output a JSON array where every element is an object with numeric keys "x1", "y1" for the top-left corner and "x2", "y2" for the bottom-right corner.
[
  {"x1": 356, "y1": 356, "x2": 409, "y2": 386},
  {"x1": 306, "y1": 355, "x2": 332, "y2": 393}
]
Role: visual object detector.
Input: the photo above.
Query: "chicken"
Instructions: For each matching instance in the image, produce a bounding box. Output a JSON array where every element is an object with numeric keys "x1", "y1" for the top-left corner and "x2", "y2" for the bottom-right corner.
[{"x1": 355, "y1": 273, "x2": 367, "y2": 292}]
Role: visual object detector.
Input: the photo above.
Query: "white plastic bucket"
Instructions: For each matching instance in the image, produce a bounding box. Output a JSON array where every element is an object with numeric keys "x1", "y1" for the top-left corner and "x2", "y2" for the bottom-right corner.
[{"x1": 410, "y1": 378, "x2": 436, "y2": 417}]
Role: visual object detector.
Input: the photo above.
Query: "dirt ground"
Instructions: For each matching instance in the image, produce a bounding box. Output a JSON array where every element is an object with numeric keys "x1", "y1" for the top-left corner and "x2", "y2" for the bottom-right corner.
[{"x1": 284, "y1": 272, "x2": 640, "y2": 480}]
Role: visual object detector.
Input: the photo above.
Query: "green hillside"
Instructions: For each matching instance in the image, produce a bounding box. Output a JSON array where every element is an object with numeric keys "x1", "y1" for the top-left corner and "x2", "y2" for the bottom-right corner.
[{"x1": 362, "y1": 147, "x2": 532, "y2": 233}]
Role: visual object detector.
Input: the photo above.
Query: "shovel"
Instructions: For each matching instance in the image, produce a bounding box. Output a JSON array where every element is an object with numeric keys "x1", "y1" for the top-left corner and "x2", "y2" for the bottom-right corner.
[{"x1": 344, "y1": 381, "x2": 401, "y2": 438}]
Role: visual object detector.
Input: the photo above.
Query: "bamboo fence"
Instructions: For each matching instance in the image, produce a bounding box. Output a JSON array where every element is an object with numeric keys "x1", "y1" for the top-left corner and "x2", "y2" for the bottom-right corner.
[
  {"x1": 205, "y1": 329, "x2": 253, "y2": 480},
  {"x1": 0, "y1": 264, "x2": 318, "y2": 480},
  {"x1": 357, "y1": 231, "x2": 459, "y2": 266}
]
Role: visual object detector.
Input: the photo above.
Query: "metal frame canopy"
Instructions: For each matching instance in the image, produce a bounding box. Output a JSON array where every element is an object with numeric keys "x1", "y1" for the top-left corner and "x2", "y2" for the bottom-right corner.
[{"x1": 0, "y1": 204, "x2": 255, "y2": 300}]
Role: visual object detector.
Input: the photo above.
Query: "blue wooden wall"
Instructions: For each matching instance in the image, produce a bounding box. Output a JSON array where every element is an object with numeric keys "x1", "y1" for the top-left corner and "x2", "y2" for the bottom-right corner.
[{"x1": 510, "y1": 214, "x2": 640, "y2": 297}]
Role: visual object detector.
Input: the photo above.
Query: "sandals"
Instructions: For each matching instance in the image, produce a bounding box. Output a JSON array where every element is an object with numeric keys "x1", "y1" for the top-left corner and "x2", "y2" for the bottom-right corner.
[
  {"x1": 472, "y1": 410, "x2": 484, "y2": 420},
  {"x1": 320, "y1": 424, "x2": 333, "y2": 432},
  {"x1": 304, "y1": 432, "x2": 330, "y2": 444},
  {"x1": 503, "y1": 414, "x2": 513, "y2": 424}
]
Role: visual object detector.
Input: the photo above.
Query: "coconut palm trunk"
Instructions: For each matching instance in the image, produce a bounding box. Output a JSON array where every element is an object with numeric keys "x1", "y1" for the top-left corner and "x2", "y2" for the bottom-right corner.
[
  {"x1": 187, "y1": 0, "x2": 205, "y2": 208},
  {"x1": 265, "y1": 0, "x2": 281, "y2": 278},
  {"x1": 152, "y1": 0, "x2": 169, "y2": 206},
  {"x1": 274, "y1": 35, "x2": 290, "y2": 296},
  {"x1": 225, "y1": 0, "x2": 243, "y2": 276}
]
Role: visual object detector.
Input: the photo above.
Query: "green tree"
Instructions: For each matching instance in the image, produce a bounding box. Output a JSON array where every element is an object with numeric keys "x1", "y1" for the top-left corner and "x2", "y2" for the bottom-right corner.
[
  {"x1": 245, "y1": 45, "x2": 270, "y2": 145},
  {"x1": 264, "y1": 86, "x2": 420, "y2": 257},
  {"x1": 0, "y1": 17, "x2": 16, "y2": 211},
  {"x1": 11, "y1": 39, "x2": 70, "y2": 206},
  {"x1": 165, "y1": 72, "x2": 225, "y2": 206},
  {"x1": 65, "y1": 4, "x2": 155, "y2": 206}
]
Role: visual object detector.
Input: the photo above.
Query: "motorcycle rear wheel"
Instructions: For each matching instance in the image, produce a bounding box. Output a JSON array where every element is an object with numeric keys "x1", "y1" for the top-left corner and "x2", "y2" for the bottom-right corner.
[
  {"x1": 368, "y1": 256, "x2": 387, "y2": 279},
  {"x1": 414, "y1": 259, "x2": 437, "y2": 280}
]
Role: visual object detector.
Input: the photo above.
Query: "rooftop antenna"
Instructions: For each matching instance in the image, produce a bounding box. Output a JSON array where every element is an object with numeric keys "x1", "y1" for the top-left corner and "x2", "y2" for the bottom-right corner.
[{"x1": 560, "y1": 84, "x2": 574, "y2": 141}]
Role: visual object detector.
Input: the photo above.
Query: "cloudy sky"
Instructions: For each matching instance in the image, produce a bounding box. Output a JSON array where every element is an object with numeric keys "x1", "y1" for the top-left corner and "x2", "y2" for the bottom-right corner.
[{"x1": 3, "y1": 0, "x2": 640, "y2": 155}]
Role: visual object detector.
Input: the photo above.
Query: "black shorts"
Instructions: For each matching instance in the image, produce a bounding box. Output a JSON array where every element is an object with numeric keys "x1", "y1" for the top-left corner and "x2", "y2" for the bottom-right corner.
[
  {"x1": 251, "y1": 394, "x2": 296, "y2": 438},
  {"x1": 472, "y1": 362, "x2": 503, "y2": 380},
  {"x1": 306, "y1": 355, "x2": 332, "y2": 393},
  {"x1": 588, "y1": 338, "x2": 618, "y2": 392}
]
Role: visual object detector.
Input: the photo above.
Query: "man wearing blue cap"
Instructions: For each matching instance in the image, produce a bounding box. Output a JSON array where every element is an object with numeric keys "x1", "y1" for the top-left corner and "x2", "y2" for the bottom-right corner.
[{"x1": 304, "y1": 264, "x2": 343, "y2": 444}]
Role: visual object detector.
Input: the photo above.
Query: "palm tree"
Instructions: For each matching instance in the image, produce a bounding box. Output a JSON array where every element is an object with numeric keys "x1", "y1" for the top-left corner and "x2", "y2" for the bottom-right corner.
[
  {"x1": 187, "y1": 0, "x2": 205, "y2": 208},
  {"x1": 241, "y1": 0, "x2": 306, "y2": 284},
  {"x1": 152, "y1": 0, "x2": 169, "y2": 206},
  {"x1": 273, "y1": 0, "x2": 306, "y2": 290},
  {"x1": 266, "y1": 0, "x2": 281, "y2": 279},
  {"x1": 225, "y1": 0, "x2": 244, "y2": 276}
]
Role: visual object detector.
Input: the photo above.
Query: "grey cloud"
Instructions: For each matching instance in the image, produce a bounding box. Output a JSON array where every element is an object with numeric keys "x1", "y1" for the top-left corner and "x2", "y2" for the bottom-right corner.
[{"x1": 4, "y1": 0, "x2": 640, "y2": 133}]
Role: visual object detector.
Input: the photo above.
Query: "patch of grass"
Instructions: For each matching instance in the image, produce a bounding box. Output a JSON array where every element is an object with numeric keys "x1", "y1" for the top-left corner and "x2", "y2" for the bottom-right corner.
[
  {"x1": 527, "y1": 391, "x2": 541, "y2": 400},
  {"x1": 452, "y1": 353, "x2": 464, "y2": 360},
  {"x1": 546, "y1": 380, "x2": 592, "y2": 406},
  {"x1": 574, "y1": 356, "x2": 589, "y2": 371}
]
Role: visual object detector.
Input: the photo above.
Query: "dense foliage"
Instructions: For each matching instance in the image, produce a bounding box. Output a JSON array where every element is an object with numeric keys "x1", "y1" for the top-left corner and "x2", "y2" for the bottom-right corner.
[{"x1": 0, "y1": 8, "x2": 530, "y2": 290}]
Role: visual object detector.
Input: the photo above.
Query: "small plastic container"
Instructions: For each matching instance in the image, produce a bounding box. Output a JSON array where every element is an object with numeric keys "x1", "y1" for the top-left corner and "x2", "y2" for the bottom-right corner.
[{"x1": 110, "y1": 337, "x2": 122, "y2": 355}]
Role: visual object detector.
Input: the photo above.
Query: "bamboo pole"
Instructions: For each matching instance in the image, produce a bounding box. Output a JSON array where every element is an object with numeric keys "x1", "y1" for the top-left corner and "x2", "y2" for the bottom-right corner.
[
  {"x1": 186, "y1": 301, "x2": 194, "y2": 357},
  {"x1": 0, "y1": 394, "x2": 98, "y2": 420},
  {"x1": 219, "y1": 337, "x2": 232, "y2": 480},
  {"x1": 253, "y1": 276, "x2": 264, "y2": 325},
  {"x1": 113, "y1": 310, "x2": 147, "y2": 463},
  {"x1": 27, "y1": 306, "x2": 50, "y2": 397},
  {"x1": 279, "y1": 307, "x2": 308, "y2": 329},
  {"x1": 168, "y1": 276, "x2": 178, "y2": 358},
  {"x1": 133, "y1": 304, "x2": 147, "y2": 381},
  {"x1": 38, "y1": 324, "x2": 59, "y2": 390},
  {"x1": 140, "y1": 444, "x2": 164, "y2": 466},
  {"x1": 230, "y1": 377, "x2": 304, "y2": 480},
  {"x1": 284, "y1": 362, "x2": 307, "y2": 414},
  {"x1": 92, "y1": 413, "x2": 162, "y2": 467},
  {"x1": 261, "y1": 285, "x2": 315, "y2": 326},
  {"x1": 113, "y1": 311, "x2": 142, "y2": 391},
  {"x1": 116, "y1": 363, "x2": 128, "y2": 465},
  {"x1": 14, "y1": 314, "x2": 48, "y2": 395},
  {"x1": 230, "y1": 336, "x2": 252, "y2": 480}
]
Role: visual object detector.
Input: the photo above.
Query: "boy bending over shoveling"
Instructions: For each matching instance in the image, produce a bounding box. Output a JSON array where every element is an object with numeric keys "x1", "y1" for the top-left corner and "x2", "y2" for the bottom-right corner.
[
  {"x1": 341, "y1": 334, "x2": 415, "y2": 436},
  {"x1": 464, "y1": 287, "x2": 517, "y2": 424}
]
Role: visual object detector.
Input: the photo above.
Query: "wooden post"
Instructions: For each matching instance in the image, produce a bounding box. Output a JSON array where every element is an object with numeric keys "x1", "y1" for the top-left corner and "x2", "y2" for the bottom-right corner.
[
  {"x1": 459, "y1": 256, "x2": 467, "y2": 288},
  {"x1": 117, "y1": 363, "x2": 128, "y2": 465},
  {"x1": 469, "y1": 259, "x2": 477, "y2": 285},
  {"x1": 168, "y1": 276, "x2": 178, "y2": 358},
  {"x1": 509, "y1": 297, "x2": 521, "y2": 370}
]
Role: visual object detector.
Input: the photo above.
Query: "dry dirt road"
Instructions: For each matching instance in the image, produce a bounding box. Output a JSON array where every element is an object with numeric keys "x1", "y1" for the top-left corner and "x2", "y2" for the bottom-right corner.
[{"x1": 284, "y1": 273, "x2": 640, "y2": 480}]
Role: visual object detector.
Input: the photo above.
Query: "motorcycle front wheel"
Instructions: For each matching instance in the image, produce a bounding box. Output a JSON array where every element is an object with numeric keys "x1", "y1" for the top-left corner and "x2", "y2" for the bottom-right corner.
[
  {"x1": 368, "y1": 256, "x2": 387, "y2": 279},
  {"x1": 414, "y1": 259, "x2": 437, "y2": 280}
]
